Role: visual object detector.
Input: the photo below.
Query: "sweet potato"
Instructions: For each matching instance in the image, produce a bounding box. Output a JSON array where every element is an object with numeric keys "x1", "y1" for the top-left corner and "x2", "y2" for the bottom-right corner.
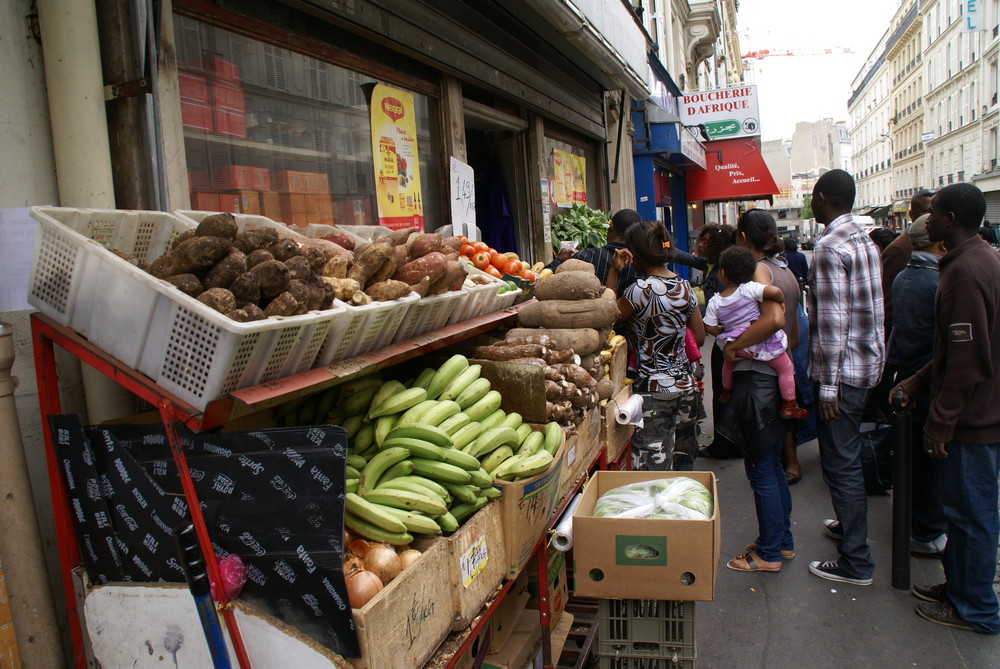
[
  {"x1": 349, "y1": 238, "x2": 395, "y2": 286},
  {"x1": 442, "y1": 236, "x2": 463, "y2": 252},
  {"x1": 365, "y1": 279, "x2": 412, "y2": 302},
  {"x1": 165, "y1": 273, "x2": 203, "y2": 298},
  {"x1": 504, "y1": 328, "x2": 602, "y2": 355},
  {"x1": 321, "y1": 277, "x2": 361, "y2": 302},
  {"x1": 393, "y1": 251, "x2": 447, "y2": 286},
  {"x1": 263, "y1": 291, "x2": 298, "y2": 317},
  {"x1": 202, "y1": 249, "x2": 248, "y2": 290},
  {"x1": 388, "y1": 226, "x2": 418, "y2": 245},
  {"x1": 555, "y1": 259, "x2": 596, "y2": 274},
  {"x1": 410, "y1": 276, "x2": 431, "y2": 297},
  {"x1": 229, "y1": 273, "x2": 261, "y2": 306},
  {"x1": 197, "y1": 287, "x2": 237, "y2": 314},
  {"x1": 195, "y1": 213, "x2": 238, "y2": 240},
  {"x1": 367, "y1": 245, "x2": 401, "y2": 285},
  {"x1": 233, "y1": 228, "x2": 279, "y2": 254},
  {"x1": 298, "y1": 237, "x2": 353, "y2": 265},
  {"x1": 428, "y1": 259, "x2": 464, "y2": 295},
  {"x1": 320, "y1": 255, "x2": 348, "y2": 279},
  {"x1": 148, "y1": 236, "x2": 232, "y2": 279},
  {"x1": 268, "y1": 238, "x2": 300, "y2": 262},
  {"x1": 249, "y1": 259, "x2": 291, "y2": 299},
  {"x1": 320, "y1": 229, "x2": 356, "y2": 251},
  {"x1": 410, "y1": 233, "x2": 443, "y2": 258},
  {"x1": 534, "y1": 271, "x2": 603, "y2": 301},
  {"x1": 246, "y1": 249, "x2": 273, "y2": 269},
  {"x1": 516, "y1": 295, "x2": 619, "y2": 329}
]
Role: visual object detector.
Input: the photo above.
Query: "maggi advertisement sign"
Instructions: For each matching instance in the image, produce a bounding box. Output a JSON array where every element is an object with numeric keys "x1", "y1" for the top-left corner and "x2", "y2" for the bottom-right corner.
[{"x1": 370, "y1": 84, "x2": 423, "y2": 230}]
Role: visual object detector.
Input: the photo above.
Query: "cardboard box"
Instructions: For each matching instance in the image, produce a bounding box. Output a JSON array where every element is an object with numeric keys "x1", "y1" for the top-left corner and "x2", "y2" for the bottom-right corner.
[
  {"x1": 451, "y1": 625, "x2": 492, "y2": 669},
  {"x1": 212, "y1": 106, "x2": 246, "y2": 138},
  {"x1": 224, "y1": 191, "x2": 261, "y2": 215},
  {"x1": 273, "y1": 170, "x2": 326, "y2": 194},
  {"x1": 212, "y1": 165, "x2": 254, "y2": 191},
  {"x1": 558, "y1": 405, "x2": 601, "y2": 501},
  {"x1": 180, "y1": 100, "x2": 212, "y2": 132},
  {"x1": 217, "y1": 194, "x2": 241, "y2": 214},
  {"x1": 497, "y1": 440, "x2": 565, "y2": 578},
  {"x1": 259, "y1": 191, "x2": 282, "y2": 221},
  {"x1": 482, "y1": 609, "x2": 543, "y2": 669},
  {"x1": 608, "y1": 341, "x2": 628, "y2": 392},
  {"x1": 444, "y1": 502, "x2": 506, "y2": 631},
  {"x1": 250, "y1": 167, "x2": 272, "y2": 191},
  {"x1": 209, "y1": 80, "x2": 245, "y2": 111},
  {"x1": 602, "y1": 383, "x2": 635, "y2": 464},
  {"x1": 487, "y1": 572, "x2": 530, "y2": 653},
  {"x1": 572, "y1": 470, "x2": 720, "y2": 601},
  {"x1": 190, "y1": 192, "x2": 221, "y2": 212},
  {"x1": 526, "y1": 543, "x2": 568, "y2": 629},
  {"x1": 178, "y1": 71, "x2": 208, "y2": 102},
  {"x1": 203, "y1": 54, "x2": 240, "y2": 82}
]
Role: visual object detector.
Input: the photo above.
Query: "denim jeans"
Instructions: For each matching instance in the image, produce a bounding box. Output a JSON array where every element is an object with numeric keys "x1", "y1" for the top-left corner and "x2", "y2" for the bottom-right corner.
[
  {"x1": 910, "y1": 416, "x2": 947, "y2": 544},
  {"x1": 939, "y1": 442, "x2": 1000, "y2": 633},
  {"x1": 792, "y1": 306, "x2": 817, "y2": 445},
  {"x1": 744, "y1": 437, "x2": 793, "y2": 562},
  {"x1": 815, "y1": 383, "x2": 874, "y2": 578}
]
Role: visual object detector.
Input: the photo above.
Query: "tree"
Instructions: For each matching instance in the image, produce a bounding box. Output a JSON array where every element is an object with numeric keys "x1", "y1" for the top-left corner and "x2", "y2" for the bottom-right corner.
[{"x1": 800, "y1": 194, "x2": 813, "y2": 220}]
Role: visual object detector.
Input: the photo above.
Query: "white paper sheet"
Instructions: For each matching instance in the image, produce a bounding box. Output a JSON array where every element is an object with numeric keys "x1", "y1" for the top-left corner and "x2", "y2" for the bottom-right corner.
[{"x1": 0, "y1": 207, "x2": 39, "y2": 312}]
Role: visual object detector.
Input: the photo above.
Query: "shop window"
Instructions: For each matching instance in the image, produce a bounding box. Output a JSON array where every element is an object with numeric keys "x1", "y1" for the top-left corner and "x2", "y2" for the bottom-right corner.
[{"x1": 175, "y1": 15, "x2": 441, "y2": 230}]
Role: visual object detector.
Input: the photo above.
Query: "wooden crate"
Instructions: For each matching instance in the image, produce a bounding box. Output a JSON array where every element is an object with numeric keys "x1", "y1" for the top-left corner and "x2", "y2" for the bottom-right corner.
[{"x1": 443, "y1": 502, "x2": 506, "y2": 631}]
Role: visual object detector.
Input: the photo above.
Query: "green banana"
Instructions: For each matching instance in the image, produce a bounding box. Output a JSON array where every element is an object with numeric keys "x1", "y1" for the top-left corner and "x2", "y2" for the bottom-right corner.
[
  {"x1": 482, "y1": 486, "x2": 501, "y2": 500},
  {"x1": 515, "y1": 424, "x2": 533, "y2": 444},
  {"x1": 468, "y1": 467, "x2": 494, "y2": 489},
  {"x1": 411, "y1": 367, "x2": 437, "y2": 390},
  {"x1": 346, "y1": 454, "x2": 368, "y2": 470},
  {"x1": 379, "y1": 506, "x2": 442, "y2": 535},
  {"x1": 543, "y1": 421, "x2": 564, "y2": 455},
  {"x1": 374, "y1": 414, "x2": 399, "y2": 447},
  {"x1": 368, "y1": 387, "x2": 428, "y2": 420},
  {"x1": 386, "y1": 423, "x2": 453, "y2": 448},
  {"x1": 491, "y1": 453, "x2": 524, "y2": 480},
  {"x1": 357, "y1": 446, "x2": 411, "y2": 496},
  {"x1": 477, "y1": 408, "x2": 508, "y2": 431},
  {"x1": 296, "y1": 394, "x2": 322, "y2": 426},
  {"x1": 409, "y1": 458, "x2": 473, "y2": 484},
  {"x1": 455, "y1": 377, "x2": 493, "y2": 410},
  {"x1": 315, "y1": 387, "x2": 340, "y2": 423},
  {"x1": 346, "y1": 492, "x2": 408, "y2": 533},
  {"x1": 500, "y1": 412, "x2": 523, "y2": 430},
  {"x1": 341, "y1": 415, "x2": 363, "y2": 439},
  {"x1": 396, "y1": 399, "x2": 440, "y2": 426},
  {"x1": 450, "y1": 497, "x2": 488, "y2": 524},
  {"x1": 338, "y1": 380, "x2": 382, "y2": 416},
  {"x1": 426, "y1": 354, "x2": 470, "y2": 400},
  {"x1": 380, "y1": 474, "x2": 450, "y2": 501},
  {"x1": 353, "y1": 422, "x2": 376, "y2": 453},
  {"x1": 438, "y1": 364, "x2": 482, "y2": 402},
  {"x1": 435, "y1": 511, "x2": 459, "y2": 534},
  {"x1": 376, "y1": 460, "x2": 416, "y2": 487},
  {"x1": 337, "y1": 374, "x2": 383, "y2": 399},
  {"x1": 480, "y1": 445, "x2": 514, "y2": 474},
  {"x1": 508, "y1": 450, "x2": 554, "y2": 479},
  {"x1": 441, "y1": 447, "x2": 482, "y2": 471},
  {"x1": 345, "y1": 479, "x2": 359, "y2": 494},
  {"x1": 345, "y1": 465, "x2": 361, "y2": 479},
  {"x1": 452, "y1": 422, "x2": 486, "y2": 451},
  {"x1": 437, "y1": 413, "x2": 472, "y2": 435},
  {"x1": 419, "y1": 400, "x2": 462, "y2": 427},
  {"x1": 364, "y1": 488, "x2": 449, "y2": 516},
  {"x1": 518, "y1": 431, "x2": 545, "y2": 457},
  {"x1": 470, "y1": 426, "x2": 520, "y2": 458},
  {"x1": 380, "y1": 437, "x2": 447, "y2": 461},
  {"x1": 367, "y1": 380, "x2": 407, "y2": 416},
  {"x1": 344, "y1": 512, "x2": 413, "y2": 546},
  {"x1": 443, "y1": 482, "x2": 479, "y2": 505},
  {"x1": 376, "y1": 478, "x2": 450, "y2": 506},
  {"x1": 273, "y1": 395, "x2": 308, "y2": 419}
]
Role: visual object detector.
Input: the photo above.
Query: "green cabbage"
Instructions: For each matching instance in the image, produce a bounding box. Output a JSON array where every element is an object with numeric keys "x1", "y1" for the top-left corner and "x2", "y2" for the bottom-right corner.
[{"x1": 592, "y1": 477, "x2": 713, "y2": 520}]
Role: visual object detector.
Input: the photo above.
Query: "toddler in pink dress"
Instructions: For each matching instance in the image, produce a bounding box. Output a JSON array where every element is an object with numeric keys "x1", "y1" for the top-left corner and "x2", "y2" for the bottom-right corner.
[{"x1": 703, "y1": 246, "x2": 808, "y2": 419}]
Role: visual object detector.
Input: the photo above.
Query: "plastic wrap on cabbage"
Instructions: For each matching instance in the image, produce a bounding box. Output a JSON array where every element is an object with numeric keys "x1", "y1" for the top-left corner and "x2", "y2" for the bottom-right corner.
[{"x1": 591, "y1": 477, "x2": 713, "y2": 520}]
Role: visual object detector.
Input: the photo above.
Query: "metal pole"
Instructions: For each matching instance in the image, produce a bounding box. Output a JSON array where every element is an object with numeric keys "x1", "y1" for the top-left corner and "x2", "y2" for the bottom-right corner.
[
  {"x1": 890, "y1": 392, "x2": 912, "y2": 590},
  {"x1": 0, "y1": 322, "x2": 67, "y2": 667}
]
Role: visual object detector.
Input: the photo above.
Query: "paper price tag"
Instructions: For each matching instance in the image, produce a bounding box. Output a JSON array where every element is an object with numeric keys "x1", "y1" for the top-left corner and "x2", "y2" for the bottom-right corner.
[
  {"x1": 567, "y1": 443, "x2": 577, "y2": 466},
  {"x1": 460, "y1": 536, "x2": 489, "y2": 587}
]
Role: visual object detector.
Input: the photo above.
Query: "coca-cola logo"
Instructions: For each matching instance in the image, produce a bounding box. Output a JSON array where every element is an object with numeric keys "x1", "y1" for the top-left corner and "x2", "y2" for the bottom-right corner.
[{"x1": 381, "y1": 97, "x2": 405, "y2": 122}]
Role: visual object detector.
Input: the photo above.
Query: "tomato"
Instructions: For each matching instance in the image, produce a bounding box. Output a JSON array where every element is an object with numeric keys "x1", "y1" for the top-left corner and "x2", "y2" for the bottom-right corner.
[
  {"x1": 460, "y1": 244, "x2": 475, "y2": 257},
  {"x1": 519, "y1": 269, "x2": 537, "y2": 283},
  {"x1": 472, "y1": 252, "x2": 492, "y2": 270},
  {"x1": 458, "y1": 236, "x2": 468, "y2": 245},
  {"x1": 491, "y1": 252, "x2": 509, "y2": 272},
  {"x1": 504, "y1": 260, "x2": 523, "y2": 276},
  {"x1": 471, "y1": 241, "x2": 490, "y2": 254},
  {"x1": 485, "y1": 265, "x2": 503, "y2": 278}
]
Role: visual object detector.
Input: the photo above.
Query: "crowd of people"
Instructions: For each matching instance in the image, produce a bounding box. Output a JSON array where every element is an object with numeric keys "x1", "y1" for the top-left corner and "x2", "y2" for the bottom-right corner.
[{"x1": 558, "y1": 171, "x2": 1000, "y2": 634}]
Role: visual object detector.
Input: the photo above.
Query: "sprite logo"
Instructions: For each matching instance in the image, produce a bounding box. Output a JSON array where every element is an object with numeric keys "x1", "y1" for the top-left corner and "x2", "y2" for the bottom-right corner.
[{"x1": 704, "y1": 120, "x2": 741, "y2": 137}]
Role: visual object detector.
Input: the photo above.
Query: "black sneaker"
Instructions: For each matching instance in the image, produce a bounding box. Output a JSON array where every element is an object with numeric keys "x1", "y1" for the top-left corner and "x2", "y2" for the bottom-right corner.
[
  {"x1": 808, "y1": 560, "x2": 873, "y2": 586},
  {"x1": 916, "y1": 601, "x2": 976, "y2": 632},
  {"x1": 912, "y1": 583, "x2": 946, "y2": 603},
  {"x1": 822, "y1": 519, "x2": 843, "y2": 540}
]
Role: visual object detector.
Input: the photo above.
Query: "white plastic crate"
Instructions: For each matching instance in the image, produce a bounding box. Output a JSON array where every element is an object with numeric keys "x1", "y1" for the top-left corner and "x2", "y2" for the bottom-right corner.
[
  {"x1": 393, "y1": 289, "x2": 467, "y2": 343},
  {"x1": 28, "y1": 207, "x2": 343, "y2": 411},
  {"x1": 315, "y1": 293, "x2": 419, "y2": 365},
  {"x1": 447, "y1": 264, "x2": 510, "y2": 325}
]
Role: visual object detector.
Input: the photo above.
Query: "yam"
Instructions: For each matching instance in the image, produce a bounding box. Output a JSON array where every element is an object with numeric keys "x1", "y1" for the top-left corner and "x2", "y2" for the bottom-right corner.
[
  {"x1": 233, "y1": 228, "x2": 279, "y2": 254},
  {"x1": 320, "y1": 229, "x2": 356, "y2": 251},
  {"x1": 225, "y1": 308, "x2": 251, "y2": 322},
  {"x1": 195, "y1": 213, "x2": 238, "y2": 240},
  {"x1": 349, "y1": 238, "x2": 395, "y2": 286},
  {"x1": 196, "y1": 287, "x2": 237, "y2": 314},
  {"x1": 365, "y1": 279, "x2": 412, "y2": 302},
  {"x1": 321, "y1": 277, "x2": 361, "y2": 302},
  {"x1": 505, "y1": 328, "x2": 602, "y2": 356},
  {"x1": 534, "y1": 271, "x2": 603, "y2": 301},
  {"x1": 263, "y1": 291, "x2": 298, "y2": 317},
  {"x1": 171, "y1": 229, "x2": 197, "y2": 250},
  {"x1": 249, "y1": 259, "x2": 291, "y2": 300},
  {"x1": 299, "y1": 246, "x2": 328, "y2": 273},
  {"x1": 242, "y1": 304, "x2": 265, "y2": 321},
  {"x1": 285, "y1": 280, "x2": 313, "y2": 315},
  {"x1": 351, "y1": 291, "x2": 372, "y2": 306},
  {"x1": 320, "y1": 255, "x2": 348, "y2": 279},
  {"x1": 551, "y1": 363, "x2": 597, "y2": 389},
  {"x1": 410, "y1": 233, "x2": 443, "y2": 258},
  {"x1": 555, "y1": 259, "x2": 596, "y2": 275},
  {"x1": 284, "y1": 255, "x2": 313, "y2": 281},
  {"x1": 298, "y1": 237, "x2": 353, "y2": 265},
  {"x1": 107, "y1": 247, "x2": 138, "y2": 265},
  {"x1": 202, "y1": 249, "x2": 248, "y2": 290},
  {"x1": 393, "y1": 251, "x2": 448, "y2": 286},
  {"x1": 246, "y1": 249, "x2": 273, "y2": 269},
  {"x1": 516, "y1": 295, "x2": 619, "y2": 329},
  {"x1": 302, "y1": 273, "x2": 330, "y2": 310},
  {"x1": 148, "y1": 236, "x2": 232, "y2": 279},
  {"x1": 165, "y1": 273, "x2": 203, "y2": 298},
  {"x1": 471, "y1": 343, "x2": 547, "y2": 361},
  {"x1": 507, "y1": 357, "x2": 548, "y2": 367},
  {"x1": 268, "y1": 238, "x2": 300, "y2": 262},
  {"x1": 229, "y1": 273, "x2": 261, "y2": 306},
  {"x1": 595, "y1": 378, "x2": 614, "y2": 400}
]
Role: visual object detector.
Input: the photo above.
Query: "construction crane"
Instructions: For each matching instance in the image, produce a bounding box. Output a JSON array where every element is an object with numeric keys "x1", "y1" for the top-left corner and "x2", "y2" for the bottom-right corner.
[{"x1": 741, "y1": 47, "x2": 855, "y2": 70}]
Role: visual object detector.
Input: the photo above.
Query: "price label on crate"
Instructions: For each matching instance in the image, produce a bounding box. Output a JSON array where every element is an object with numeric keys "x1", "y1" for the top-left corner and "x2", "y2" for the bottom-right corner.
[{"x1": 459, "y1": 536, "x2": 489, "y2": 587}]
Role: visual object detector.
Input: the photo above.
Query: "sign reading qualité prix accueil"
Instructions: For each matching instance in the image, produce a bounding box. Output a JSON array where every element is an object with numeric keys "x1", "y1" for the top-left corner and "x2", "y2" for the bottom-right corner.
[{"x1": 679, "y1": 85, "x2": 760, "y2": 139}]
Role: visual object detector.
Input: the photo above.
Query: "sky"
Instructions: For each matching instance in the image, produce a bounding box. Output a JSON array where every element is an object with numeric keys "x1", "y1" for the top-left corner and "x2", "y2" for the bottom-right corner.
[{"x1": 736, "y1": 0, "x2": 903, "y2": 141}]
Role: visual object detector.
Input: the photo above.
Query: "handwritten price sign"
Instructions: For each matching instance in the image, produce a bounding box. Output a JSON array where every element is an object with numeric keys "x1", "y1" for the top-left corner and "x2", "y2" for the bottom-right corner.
[
  {"x1": 450, "y1": 157, "x2": 477, "y2": 241},
  {"x1": 460, "y1": 536, "x2": 489, "y2": 587}
]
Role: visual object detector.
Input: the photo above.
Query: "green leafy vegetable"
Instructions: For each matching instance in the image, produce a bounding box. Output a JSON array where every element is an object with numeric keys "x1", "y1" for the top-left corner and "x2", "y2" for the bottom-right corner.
[{"x1": 550, "y1": 204, "x2": 610, "y2": 253}]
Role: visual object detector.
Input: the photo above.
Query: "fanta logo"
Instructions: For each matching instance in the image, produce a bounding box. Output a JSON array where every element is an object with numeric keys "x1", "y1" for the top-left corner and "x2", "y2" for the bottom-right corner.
[{"x1": 382, "y1": 98, "x2": 405, "y2": 122}]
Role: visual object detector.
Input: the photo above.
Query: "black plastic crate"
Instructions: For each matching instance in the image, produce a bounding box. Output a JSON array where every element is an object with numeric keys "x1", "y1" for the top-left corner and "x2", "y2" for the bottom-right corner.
[{"x1": 596, "y1": 599, "x2": 695, "y2": 667}]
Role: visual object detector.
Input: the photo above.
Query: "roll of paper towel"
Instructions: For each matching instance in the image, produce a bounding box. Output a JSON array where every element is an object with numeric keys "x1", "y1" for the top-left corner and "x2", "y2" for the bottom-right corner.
[
  {"x1": 615, "y1": 393, "x2": 645, "y2": 429},
  {"x1": 551, "y1": 493, "x2": 584, "y2": 552}
]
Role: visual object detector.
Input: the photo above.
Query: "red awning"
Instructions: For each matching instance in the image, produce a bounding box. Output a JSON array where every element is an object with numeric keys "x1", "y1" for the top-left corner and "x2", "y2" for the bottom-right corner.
[{"x1": 685, "y1": 138, "x2": 779, "y2": 202}]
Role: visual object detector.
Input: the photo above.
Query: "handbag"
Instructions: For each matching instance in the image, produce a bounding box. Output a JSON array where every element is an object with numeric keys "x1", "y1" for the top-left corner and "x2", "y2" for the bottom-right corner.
[{"x1": 859, "y1": 421, "x2": 894, "y2": 494}]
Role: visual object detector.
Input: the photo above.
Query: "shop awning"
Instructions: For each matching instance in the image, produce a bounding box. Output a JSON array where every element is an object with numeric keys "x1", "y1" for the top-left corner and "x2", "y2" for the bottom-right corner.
[
  {"x1": 685, "y1": 138, "x2": 779, "y2": 202},
  {"x1": 864, "y1": 204, "x2": 892, "y2": 218}
]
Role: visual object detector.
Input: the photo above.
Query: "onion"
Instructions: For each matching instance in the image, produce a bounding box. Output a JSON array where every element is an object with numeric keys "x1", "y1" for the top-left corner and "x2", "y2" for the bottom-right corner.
[
  {"x1": 346, "y1": 569, "x2": 383, "y2": 609},
  {"x1": 364, "y1": 543, "x2": 401, "y2": 585},
  {"x1": 347, "y1": 539, "x2": 371, "y2": 558},
  {"x1": 344, "y1": 526, "x2": 360, "y2": 547},
  {"x1": 398, "y1": 549, "x2": 421, "y2": 571}
]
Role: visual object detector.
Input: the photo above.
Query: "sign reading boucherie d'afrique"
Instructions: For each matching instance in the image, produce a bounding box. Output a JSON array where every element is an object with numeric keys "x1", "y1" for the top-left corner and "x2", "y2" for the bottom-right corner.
[{"x1": 679, "y1": 85, "x2": 761, "y2": 140}]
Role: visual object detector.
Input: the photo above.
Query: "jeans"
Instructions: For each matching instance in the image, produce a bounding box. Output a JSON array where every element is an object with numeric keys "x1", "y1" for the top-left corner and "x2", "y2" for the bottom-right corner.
[
  {"x1": 815, "y1": 383, "x2": 874, "y2": 578},
  {"x1": 792, "y1": 306, "x2": 817, "y2": 445},
  {"x1": 910, "y1": 416, "x2": 947, "y2": 544},
  {"x1": 744, "y1": 438, "x2": 794, "y2": 562},
  {"x1": 939, "y1": 442, "x2": 1000, "y2": 633},
  {"x1": 632, "y1": 390, "x2": 701, "y2": 471}
]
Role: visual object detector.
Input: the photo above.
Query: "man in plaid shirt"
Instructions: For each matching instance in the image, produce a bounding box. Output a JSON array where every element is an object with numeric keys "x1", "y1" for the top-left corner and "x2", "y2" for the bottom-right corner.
[{"x1": 806, "y1": 169, "x2": 885, "y2": 586}]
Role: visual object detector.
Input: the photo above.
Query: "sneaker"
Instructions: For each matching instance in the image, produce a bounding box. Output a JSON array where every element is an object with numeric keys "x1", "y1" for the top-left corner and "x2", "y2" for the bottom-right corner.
[
  {"x1": 808, "y1": 560, "x2": 873, "y2": 586},
  {"x1": 915, "y1": 601, "x2": 976, "y2": 632},
  {"x1": 911, "y1": 535, "x2": 947, "y2": 559},
  {"x1": 912, "y1": 583, "x2": 946, "y2": 603},
  {"x1": 822, "y1": 519, "x2": 843, "y2": 540}
]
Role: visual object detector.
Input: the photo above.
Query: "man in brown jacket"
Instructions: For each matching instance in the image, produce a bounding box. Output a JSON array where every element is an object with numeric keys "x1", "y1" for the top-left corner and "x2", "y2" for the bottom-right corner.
[
  {"x1": 894, "y1": 183, "x2": 1000, "y2": 634},
  {"x1": 881, "y1": 189, "x2": 934, "y2": 333}
]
